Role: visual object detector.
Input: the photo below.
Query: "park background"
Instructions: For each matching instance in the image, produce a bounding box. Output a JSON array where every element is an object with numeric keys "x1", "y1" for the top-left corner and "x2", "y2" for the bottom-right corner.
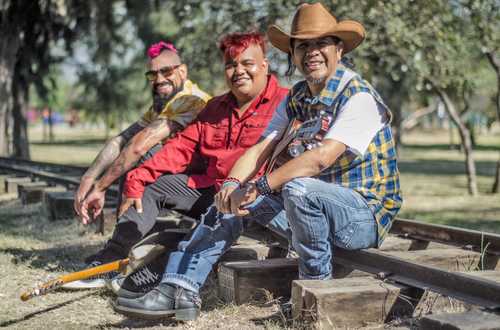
[{"x1": 0, "y1": 0, "x2": 499, "y2": 329}]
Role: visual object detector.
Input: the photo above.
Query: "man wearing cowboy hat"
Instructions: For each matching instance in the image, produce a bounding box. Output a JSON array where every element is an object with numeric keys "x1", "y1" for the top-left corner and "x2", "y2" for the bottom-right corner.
[
  {"x1": 216, "y1": 2, "x2": 402, "y2": 278},
  {"x1": 112, "y1": 3, "x2": 402, "y2": 320}
]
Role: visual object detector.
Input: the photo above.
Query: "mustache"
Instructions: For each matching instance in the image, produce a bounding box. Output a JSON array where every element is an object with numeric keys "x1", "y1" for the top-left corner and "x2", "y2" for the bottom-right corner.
[
  {"x1": 303, "y1": 55, "x2": 326, "y2": 66},
  {"x1": 154, "y1": 81, "x2": 174, "y2": 91},
  {"x1": 231, "y1": 75, "x2": 249, "y2": 82}
]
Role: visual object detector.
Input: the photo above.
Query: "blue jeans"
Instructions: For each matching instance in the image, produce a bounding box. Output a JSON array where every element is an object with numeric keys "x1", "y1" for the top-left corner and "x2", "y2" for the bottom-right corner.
[{"x1": 161, "y1": 177, "x2": 377, "y2": 292}]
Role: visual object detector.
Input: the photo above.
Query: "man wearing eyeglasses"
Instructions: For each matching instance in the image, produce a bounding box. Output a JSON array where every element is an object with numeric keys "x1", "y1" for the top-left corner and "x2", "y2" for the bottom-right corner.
[
  {"x1": 75, "y1": 41, "x2": 210, "y2": 224},
  {"x1": 66, "y1": 42, "x2": 210, "y2": 289},
  {"x1": 67, "y1": 32, "x2": 288, "y2": 293}
]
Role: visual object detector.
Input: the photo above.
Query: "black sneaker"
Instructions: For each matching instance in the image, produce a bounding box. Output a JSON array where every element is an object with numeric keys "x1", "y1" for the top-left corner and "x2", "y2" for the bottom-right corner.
[{"x1": 108, "y1": 253, "x2": 168, "y2": 298}]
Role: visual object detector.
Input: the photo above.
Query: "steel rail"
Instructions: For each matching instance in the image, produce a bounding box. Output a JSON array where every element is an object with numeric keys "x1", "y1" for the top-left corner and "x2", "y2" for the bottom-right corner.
[
  {"x1": 0, "y1": 157, "x2": 86, "y2": 174},
  {"x1": 391, "y1": 218, "x2": 500, "y2": 255},
  {"x1": 244, "y1": 225, "x2": 500, "y2": 310},
  {"x1": 335, "y1": 248, "x2": 500, "y2": 309},
  {"x1": 0, "y1": 158, "x2": 118, "y2": 198}
]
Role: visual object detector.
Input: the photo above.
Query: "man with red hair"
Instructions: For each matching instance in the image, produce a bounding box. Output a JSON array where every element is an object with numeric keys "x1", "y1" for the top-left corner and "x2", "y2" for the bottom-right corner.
[
  {"x1": 111, "y1": 31, "x2": 288, "y2": 320},
  {"x1": 70, "y1": 32, "x2": 287, "y2": 296}
]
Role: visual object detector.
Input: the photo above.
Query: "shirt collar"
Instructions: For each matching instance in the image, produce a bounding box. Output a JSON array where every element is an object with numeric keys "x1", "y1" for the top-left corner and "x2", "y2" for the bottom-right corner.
[{"x1": 292, "y1": 63, "x2": 356, "y2": 106}]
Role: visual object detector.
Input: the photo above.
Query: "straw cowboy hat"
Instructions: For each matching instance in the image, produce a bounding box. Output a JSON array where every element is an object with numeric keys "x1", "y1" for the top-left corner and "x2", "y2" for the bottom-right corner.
[{"x1": 267, "y1": 3, "x2": 366, "y2": 54}]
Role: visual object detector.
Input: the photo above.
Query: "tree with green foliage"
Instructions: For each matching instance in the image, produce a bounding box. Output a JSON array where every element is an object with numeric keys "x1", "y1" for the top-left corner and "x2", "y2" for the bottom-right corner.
[{"x1": 0, "y1": 0, "x2": 95, "y2": 158}]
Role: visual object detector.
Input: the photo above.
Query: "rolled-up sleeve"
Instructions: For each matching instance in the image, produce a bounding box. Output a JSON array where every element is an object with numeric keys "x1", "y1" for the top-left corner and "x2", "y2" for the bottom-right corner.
[
  {"x1": 124, "y1": 122, "x2": 201, "y2": 198},
  {"x1": 261, "y1": 96, "x2": 290, "y2": 140}
]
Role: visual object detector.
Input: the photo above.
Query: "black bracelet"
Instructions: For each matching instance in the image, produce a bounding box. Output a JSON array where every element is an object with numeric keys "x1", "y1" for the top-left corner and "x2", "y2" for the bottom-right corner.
[{"x1": 255, "y1": 175, "x2": 272, "y2": 196}]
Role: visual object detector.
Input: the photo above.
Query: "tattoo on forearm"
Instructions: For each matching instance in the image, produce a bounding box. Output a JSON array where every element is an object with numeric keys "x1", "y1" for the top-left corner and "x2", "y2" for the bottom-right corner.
[
  {"x1": 84, "y1": 137, "x2": 124, "y2": 179},
  {"x1": 84, "y1": 122, "x2": 144, "y2": 180},
  {"x1": 96, "y1": 119, "x2": 172, "y2": 190},
  {"x1": 118, "y1": 122, "x2": 145, "y2": 143}
]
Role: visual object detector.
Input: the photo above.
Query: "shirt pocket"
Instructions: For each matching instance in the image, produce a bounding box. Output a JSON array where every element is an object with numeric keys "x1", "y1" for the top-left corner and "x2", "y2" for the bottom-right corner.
[
  {"x1": 203, "y1": 123, "x2": 228, "y2": 149},
  {"x1": 239, "y1": 119, "x2": 270, "y2": 147}
]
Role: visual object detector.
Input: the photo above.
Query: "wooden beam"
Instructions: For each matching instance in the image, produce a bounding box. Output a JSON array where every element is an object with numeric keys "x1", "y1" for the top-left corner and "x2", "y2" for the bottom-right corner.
[
  {"x1": 391, "y1": 218, "x2": 500, "y2": 255},
  {"x1": 218, "y1": 258, "x2": 298, "y2": 304},
  {"x1": 5, "y1": 177, "x2": 31, "y2": 194},
  {"x1": 43, "y1": 191, "x2": 76, "y2": 221},
  {"x1": 18, "y1": 182, "x2": 48, "y2": 204},
  {"x1": 292, "y1": 278, "x2": 420, "y2": 329},
  {"x1": 334, "y1": 248, "x2": 500, "y2": 308}
]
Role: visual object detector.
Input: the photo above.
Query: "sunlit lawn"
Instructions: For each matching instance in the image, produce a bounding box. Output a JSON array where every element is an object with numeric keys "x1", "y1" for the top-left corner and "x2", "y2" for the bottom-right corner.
[
  {"x1": 398, "y1": 130, "x2": 500, "y2": 232},
  {"x1": 28, "y1": 123, "x2": 500, "y2": 233}
]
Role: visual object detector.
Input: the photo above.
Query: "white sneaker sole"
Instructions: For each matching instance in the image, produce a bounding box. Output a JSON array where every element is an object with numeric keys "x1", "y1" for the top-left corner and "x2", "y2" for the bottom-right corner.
[
  {"x1": 61, "y1": 279, "x2": 107, "y2": 290},
  {"x1": 109, "y1": 277, "x2": 147, "y2": 299}
]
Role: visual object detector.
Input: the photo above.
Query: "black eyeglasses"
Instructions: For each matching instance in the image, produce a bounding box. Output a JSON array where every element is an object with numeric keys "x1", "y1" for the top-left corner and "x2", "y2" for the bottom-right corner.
[{"x1": 145, "y1": 64, "x2": 181, "y2": 81}]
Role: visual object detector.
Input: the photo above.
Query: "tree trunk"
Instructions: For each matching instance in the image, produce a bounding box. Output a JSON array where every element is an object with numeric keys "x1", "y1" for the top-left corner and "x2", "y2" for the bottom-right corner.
[
  {"x1": 485, "y1": 52, "x2": 500, "y2": 193},
  {"x1": 436, "y1": 88, "x2": 478, "y2": 196},
  {"x1": 0, "y1": 22, "x2": 20, "y2": 156},
  {"x1": 11, "y1": 76, "x2": 30, "y2": 159},
  {"x1": 492, "y1": 155, "x2": 500, "y2": 194}
]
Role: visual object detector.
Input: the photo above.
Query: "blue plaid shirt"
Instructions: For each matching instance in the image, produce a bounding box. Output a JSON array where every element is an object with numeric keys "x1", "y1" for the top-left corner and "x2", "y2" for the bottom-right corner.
[{"x1": 286, "y1": 64, "x2": 402, "y2": 246}]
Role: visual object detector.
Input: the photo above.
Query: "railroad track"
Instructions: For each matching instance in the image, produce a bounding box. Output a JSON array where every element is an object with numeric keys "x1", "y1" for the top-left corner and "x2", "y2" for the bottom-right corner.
[
  {"x1": 1, "y1": 158, "x2": 500, "y2": 328},
  {"x1": 0, "y1": 157, "x2": 119, "y2": 198}
]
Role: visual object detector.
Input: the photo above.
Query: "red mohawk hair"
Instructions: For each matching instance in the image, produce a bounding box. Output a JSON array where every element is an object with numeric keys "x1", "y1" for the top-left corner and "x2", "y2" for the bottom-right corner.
[{"x1": 219, "y1": 32, "x2": 266, "y2": 61}]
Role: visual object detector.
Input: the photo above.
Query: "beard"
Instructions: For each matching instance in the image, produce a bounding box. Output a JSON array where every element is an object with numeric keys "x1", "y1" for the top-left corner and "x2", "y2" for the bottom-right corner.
[
  {"x1": 305, "y1": 75, "x2": 327, "y2": 85},
  {"x1": 152, "y1": 80, "x2": 183, "y2": 113}
]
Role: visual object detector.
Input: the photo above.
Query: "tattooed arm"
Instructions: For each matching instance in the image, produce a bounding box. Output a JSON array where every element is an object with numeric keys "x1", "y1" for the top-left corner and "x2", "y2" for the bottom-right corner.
[
  {"x1": 93, "y1": 118, "x2": 181, "y2": 192},
  {"x1": 74, "y1": 122, "x2": 144, "y2": 214},
  {"x1": 78, "y1": 118, "x2": 181, "y2": 224}
]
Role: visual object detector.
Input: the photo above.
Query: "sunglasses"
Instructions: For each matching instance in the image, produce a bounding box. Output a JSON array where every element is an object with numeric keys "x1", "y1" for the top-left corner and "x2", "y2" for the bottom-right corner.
[{"x1": 145, "y1": 64, "x2": 181, "y2": 81}]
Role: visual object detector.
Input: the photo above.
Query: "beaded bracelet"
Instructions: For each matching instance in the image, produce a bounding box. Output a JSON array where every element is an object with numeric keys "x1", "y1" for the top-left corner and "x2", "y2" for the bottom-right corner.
[
  {"x1": 255, "y1": 175, "x2": 272, "y2": 196},
  {"x1": 222, "y1": 177, "x2": 241, "y2": 190},
  {"x1": 221, "y1": 181, "x2": 240, "y2": 190}
]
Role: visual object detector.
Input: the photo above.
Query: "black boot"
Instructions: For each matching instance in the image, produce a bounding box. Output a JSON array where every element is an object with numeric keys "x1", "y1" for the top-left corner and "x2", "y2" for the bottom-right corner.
[{"x1": 112, "y1": 283, "x2": 201, "y2": 321}]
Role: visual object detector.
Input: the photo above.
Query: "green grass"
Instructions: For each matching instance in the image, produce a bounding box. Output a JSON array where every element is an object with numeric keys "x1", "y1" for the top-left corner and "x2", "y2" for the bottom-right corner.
[
  {"x1": 398, "y1": 130, "x2": 500, "y2": 232},
  {"x1": 27, "y1": 125, "x2": 500, "y2": 233}
]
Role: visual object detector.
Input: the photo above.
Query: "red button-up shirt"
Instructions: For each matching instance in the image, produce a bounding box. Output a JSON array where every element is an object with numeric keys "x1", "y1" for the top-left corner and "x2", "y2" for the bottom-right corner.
[{"x1": 124, "y1": 75, "x2": 288, "y2": 198}]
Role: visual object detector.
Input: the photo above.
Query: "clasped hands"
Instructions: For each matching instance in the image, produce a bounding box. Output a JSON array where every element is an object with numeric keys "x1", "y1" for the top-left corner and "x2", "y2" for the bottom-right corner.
[{"x1": 214, "y1": 182, "x2": 259, "y2": 216}]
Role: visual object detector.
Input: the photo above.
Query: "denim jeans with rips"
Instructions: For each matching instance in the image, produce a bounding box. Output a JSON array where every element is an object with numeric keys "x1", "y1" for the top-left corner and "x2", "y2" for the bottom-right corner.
[{"x1": 161, "y1": 177, "x2": 377, "y2": 293}]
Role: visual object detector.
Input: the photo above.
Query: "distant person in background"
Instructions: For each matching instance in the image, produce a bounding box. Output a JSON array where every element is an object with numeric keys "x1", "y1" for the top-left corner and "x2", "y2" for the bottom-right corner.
[{"x1": 74, "y1": 41, "x2": 210, "y2": 221}]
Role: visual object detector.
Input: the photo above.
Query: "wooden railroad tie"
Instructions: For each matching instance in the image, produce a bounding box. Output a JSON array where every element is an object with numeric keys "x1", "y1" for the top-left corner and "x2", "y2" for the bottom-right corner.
[
  {"x1": 217, "y1": 246, "x2": 500, "y2": 328},
  {"x1": 0, "y1": 173, "x2": 17, "y2": 194},
  {"x1": 17, "y1": 181, "x2": 53, "y2": 204},
  {"x1": 43, "y1": 191, "x2": 76, "y2": 221},
  {"x1": 292, "y1": 277, "x2": 419, "y2": 329},
  {"x1": 5, "y1": 176, "x2": 32, "y2": 195}
]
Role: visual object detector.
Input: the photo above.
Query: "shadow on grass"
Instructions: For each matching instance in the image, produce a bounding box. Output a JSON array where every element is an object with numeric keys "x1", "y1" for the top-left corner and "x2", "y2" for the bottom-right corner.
[
  {"x1": 402, "y1": 143, "x2": 500, "y2": 152},
  {"x1": 0, "y1": 292, "x2": 98, "y2": 328},
  {"x1": 30, "y1": 138, "x2": 107, "y2": 146},
  {"x1": 399, "y1": 159, "x2": 497, "y2": 177},
  {"x1": 1, "y1": 241, "x2": 105, "y2": 271},
  {"x1": 401, "y1": 212, "x2": 500, "y2": 233}
]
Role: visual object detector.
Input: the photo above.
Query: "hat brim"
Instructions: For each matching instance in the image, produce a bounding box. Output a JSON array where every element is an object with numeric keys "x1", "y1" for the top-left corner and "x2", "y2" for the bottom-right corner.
[{"x1": 267, "y1": 20, "x2": 365, "y2": 54}]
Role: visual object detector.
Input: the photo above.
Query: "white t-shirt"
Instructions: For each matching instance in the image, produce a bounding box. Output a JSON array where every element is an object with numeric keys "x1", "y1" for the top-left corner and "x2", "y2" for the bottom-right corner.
[{"x1": 262, "y1": 72, "x2": 387, "y2": 156}]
